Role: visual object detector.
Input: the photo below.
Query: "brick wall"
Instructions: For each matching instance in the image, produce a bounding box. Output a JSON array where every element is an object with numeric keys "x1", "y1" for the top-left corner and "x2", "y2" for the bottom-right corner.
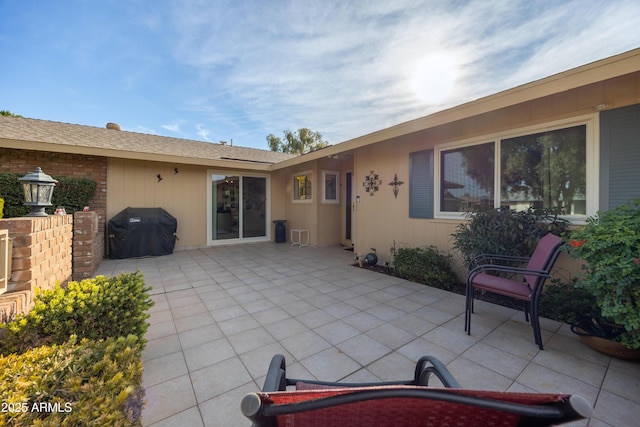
[
  {"x1": 0, "y1": 148, "x2": 107, "y2": 257},
  {"x1": 0, "y1": 215, "x2": 73, "y2": 317},
  {"x1": 72, "y1": 211, "x2": 104, "y2": 280}
]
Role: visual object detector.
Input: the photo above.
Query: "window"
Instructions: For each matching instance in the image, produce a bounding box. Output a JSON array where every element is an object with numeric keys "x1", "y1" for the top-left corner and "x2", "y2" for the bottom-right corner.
[
  {"x1": 322, "y1": 171, "x2": 339, "y2": 203},
  {"x1": 293, "y1": 172, "x2": 312, "y2": 201},
  {"x1": 440, "y1": 142, "x2": 494, "y2": 212},
  {"x1": 434, "y1": 120, "x2": 593, "y2": 219},
  {"x1": 501, "y1": 125, "x2": 586, "y2": 214}
]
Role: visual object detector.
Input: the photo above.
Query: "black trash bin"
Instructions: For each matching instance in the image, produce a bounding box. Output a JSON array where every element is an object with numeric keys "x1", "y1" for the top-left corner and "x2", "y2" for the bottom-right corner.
[{"x1": 273, "y1": 220, "x2": 287, "y2": 243}]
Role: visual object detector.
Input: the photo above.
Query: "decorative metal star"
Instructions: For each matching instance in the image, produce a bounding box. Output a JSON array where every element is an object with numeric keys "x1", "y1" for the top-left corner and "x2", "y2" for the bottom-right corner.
[
  {"x1": 363, "y1": 171, "x2": 382, "y2": 196},
  {"x1": 388, "y1": 174, "x2": 404, "y2": 199}
]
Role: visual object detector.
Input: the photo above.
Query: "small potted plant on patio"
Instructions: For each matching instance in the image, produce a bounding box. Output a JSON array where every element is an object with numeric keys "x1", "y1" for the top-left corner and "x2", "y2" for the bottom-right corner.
[{"x1": 567, "y1": 198, "x2": 640, "y2": 359}]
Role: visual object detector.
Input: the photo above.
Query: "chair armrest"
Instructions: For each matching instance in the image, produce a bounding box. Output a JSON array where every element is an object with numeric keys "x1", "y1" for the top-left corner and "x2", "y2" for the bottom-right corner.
[
  {"x1": 415, "y1": 356, "x2": 461, "y2": 388},
  {"x1": 262, "y1": 354, "x2": 287, "y2": 391},
  {"x1": 468, "y1": 264, "x2": 551, "y2": 285},
  {"x1": 469, "y1": 254, "x2": 530, "y2": 270}
]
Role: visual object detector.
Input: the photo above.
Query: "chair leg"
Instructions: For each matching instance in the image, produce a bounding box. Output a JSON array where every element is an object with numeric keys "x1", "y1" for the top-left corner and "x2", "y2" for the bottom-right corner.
[
  {"x1": 531, "y1": 300, "x2": 543, "y2": 350},
  {"x1": 465, "y1": 283, "x2": 473, "y2": 335}
]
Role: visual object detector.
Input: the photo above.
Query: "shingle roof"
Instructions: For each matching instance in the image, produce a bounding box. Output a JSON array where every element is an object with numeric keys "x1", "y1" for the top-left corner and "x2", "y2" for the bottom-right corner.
[{"x1": 0, "y1": 117, "x2": 297, "y2": 165}]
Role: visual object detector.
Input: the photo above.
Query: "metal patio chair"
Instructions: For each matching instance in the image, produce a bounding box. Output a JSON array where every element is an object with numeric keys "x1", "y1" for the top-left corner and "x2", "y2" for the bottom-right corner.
[
  {"x1": 464, "y1": 232, "x2": 566, "y2": 350},
  {"x1": 240, "y1": 354, "x2": 592, "y2": 427}
]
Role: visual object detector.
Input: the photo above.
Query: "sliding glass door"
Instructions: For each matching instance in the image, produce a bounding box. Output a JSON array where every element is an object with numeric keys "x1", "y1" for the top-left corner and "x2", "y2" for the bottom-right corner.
[{"x1": 210, "y1": 173, "x2": 268, "y2": 242}]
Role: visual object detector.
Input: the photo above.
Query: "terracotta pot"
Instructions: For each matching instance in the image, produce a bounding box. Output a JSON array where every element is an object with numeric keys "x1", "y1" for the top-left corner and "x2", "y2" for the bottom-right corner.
[{"x1": 572, "y1": 327, "x2": 640, "y2": 360}]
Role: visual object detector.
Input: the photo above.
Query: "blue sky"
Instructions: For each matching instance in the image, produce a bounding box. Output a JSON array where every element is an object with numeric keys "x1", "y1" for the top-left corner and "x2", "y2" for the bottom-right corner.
[{"x1": 2, "y1": 1, "x2": 640, "y2": 150}]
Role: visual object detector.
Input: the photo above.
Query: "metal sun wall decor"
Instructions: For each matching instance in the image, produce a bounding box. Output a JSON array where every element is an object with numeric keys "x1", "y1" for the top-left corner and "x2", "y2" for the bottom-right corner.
[
  {"x1": 363, "y1": 170, "x2": 382, "y2": 196},
  {"x1": 388, "y1": 174, "x2": 404, "y2": 199}
]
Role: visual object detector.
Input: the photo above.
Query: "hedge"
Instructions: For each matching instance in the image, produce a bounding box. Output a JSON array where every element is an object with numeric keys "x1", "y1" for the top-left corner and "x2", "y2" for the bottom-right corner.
[
  {"x1": 0, "y1": 272, "x2": 154, "y2": 355},
  {"x1": 0, "y1": 172, "x2": 96, "y2": 218},
  {"x1": 0, "y1": 335, "x2": 144, "y2": 426},
  {"x1": 0, "y1": 272, "x2": 153, "y2": 426}
]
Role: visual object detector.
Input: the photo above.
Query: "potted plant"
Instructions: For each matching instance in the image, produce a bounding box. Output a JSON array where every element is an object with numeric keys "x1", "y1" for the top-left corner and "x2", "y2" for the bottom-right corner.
[{"x1": 567, "y1": 198, "x2": 640, "y2": 358}]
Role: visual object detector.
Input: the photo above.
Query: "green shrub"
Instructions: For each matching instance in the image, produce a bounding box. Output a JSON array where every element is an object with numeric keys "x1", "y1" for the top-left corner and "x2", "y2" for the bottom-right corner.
[
  {"x1": 0, "y1": 172, "x2": 96, "y2": 217},
  {"x1": 0, "y1": 197, "x2": 4, "y2": 218},
  {"x1": 451, "y1": 206, "x2": 569, "y2": 266},
  {"x1": 0, "y1": 272, "x2": 153, "y2": 355},
  {"x1": 567, "y1": 198, "x2": 640, "y2": 349},
  {"x1": 0, "y1": 335, "x2": 144, "y2": 426},
  {"x1": 393, "y1": 246, "x2": 458, "y2": 290},
  {"x1": 539, "y1": 278, "x2": 599, "y2": 325}
]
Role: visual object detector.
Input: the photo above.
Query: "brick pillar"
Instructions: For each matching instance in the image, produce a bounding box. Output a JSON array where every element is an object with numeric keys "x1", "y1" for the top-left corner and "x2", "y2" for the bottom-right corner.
[{"x1": 73, "y1": 211, "x2": 104, "y2": 280}]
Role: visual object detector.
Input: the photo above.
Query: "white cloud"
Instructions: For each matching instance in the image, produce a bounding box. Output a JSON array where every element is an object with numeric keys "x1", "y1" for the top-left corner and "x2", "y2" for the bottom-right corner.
[{"x1": 144, "y1": 1, "x2": 640, "y2": 146}]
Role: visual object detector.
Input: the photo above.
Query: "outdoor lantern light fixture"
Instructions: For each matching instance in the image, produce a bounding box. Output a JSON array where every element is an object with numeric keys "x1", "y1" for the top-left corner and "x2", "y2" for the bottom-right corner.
[{"x1": 17, "y1": 167, "x2": 58, "y2": 217}]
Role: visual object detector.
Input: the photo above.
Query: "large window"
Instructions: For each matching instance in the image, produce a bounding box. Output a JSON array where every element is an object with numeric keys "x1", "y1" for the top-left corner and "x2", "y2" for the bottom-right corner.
[{"x1": 433, "y1": 120, "x2": 593, "y2": 219}]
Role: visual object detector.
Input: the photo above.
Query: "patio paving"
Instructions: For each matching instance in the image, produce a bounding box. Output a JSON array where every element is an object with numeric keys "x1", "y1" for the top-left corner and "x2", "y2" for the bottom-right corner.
[{"x1": 95, "y1": 242, "x2": 640, "y2": 426}]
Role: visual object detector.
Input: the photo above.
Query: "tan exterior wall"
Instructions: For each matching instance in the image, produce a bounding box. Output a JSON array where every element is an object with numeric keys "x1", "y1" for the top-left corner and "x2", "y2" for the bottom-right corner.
[
  {"x1": 107, "y1": 158, "x2": 209, "y2": 248},
  {"x1": 344, "y1": 72, "x2": 640, "y2": 275}
]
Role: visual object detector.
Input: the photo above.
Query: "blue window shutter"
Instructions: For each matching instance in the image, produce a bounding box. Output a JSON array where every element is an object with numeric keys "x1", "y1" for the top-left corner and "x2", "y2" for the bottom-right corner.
[
  {"x1": 601, "y1": 104, "x2": 640, "y2": 210},
  {"x1": 409, "y1": 149, "x2": 434, "y2": 218}
]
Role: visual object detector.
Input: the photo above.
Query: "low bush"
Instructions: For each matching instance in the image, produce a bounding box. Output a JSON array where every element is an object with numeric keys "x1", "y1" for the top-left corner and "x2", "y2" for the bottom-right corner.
[
  {"x1": 0, "y1": 335, "x2": 144, "y2": 426},
  {"x1": 393, "y1": 246, "x2": 458, "y2": 290},
  {"x1": 451, "y1": 206, "x2": 569, "y2": 266},
  {"x1": 0, "y1": 172, "x2": 96, "y2": 217},
  {"x1": 539, "y1": 278, "x2": 599, "y2": 325},
  {"x1": 0, "y1": 272, "x2": 153, "y2": 355}
]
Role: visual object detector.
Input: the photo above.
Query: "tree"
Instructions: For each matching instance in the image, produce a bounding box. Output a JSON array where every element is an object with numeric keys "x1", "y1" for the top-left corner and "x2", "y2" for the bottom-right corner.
[
  {"x1": 267, "y1": 128, "x2": 329, "y2": 155},
  {"x1": 0, "y1": 110, "x2": 22, "y2": 117}
]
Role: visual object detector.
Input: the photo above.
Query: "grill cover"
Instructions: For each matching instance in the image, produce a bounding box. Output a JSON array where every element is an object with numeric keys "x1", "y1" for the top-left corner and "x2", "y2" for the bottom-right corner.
[{"x1": 108, "y1": 207, "x2": 177, "y2": 259}]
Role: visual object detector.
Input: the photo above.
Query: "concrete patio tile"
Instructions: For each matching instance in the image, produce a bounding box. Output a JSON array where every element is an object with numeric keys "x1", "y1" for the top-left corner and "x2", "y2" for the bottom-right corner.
[
  {"x1": 146, "y1": 319, "x2": 178, "y2": 342},
  {"x1": 190, "y1": 357, "x2": 253, "y2": 403},
  {"x1": 532, "y1": 347, "x2": 607, "y2": 387},
  {"x1": 366, "y1": 352, "x2": 415, "y2": 382},
  {"x1": 143, "y1": 351, "x2": 188, "y2": 388},
  {"x1": 314, "y1": 320, "x2": 361, "y2": 345},
  {"x1": 341, "y1": 311, "x2": 386, "y2": 332},
  {"x1": 142, "y1": 374, "x2": 197, "y2": 426},
  {"x1": 300, "y1": 347, "x2": 361, "y2": 382},
  {"x1": 178, "y1": 323, "x2": 225, "y2": 350},
  {"x1": 94, "y1": 244, "x2": 639, "y2": 425},
  {"x1": 389, "y1": 313, "x2": 438, "y2": 336},
  {"x1": 336, "y1": 334, "x2": 391, "y2": 366},
  {"x1": 592, "y1": 389, "x2": 640, "y2": 427},
  {"x1": 174, "y1": 312, "x2": 215, "y2": 333},
  {"x1": 227, "y1": 326, "x2": 276, "y2": 355},
  {"x1": 143, "y1": 334, "x2": 182, "y2": 362},
  {"x1": 146, "y1": 406, "x2": 204, "y2": 427},
  {"x1": 183, "y1": 338, "x2": 236, "y2": 372},
  {"x1": 281, "y1": 330, "x2": 332, "y2": 360},
  {"x1": 210, "y1": 304, "x2": 249, "y2": 322},
  {"x1": 421, "y1": 323, "x2": 482, "y2": 355},
  {"x1": 239, "y1": 343, "x2": 294, "y2": 379},
  {"x1": 516, "y1": 362, "x2": 600, "y2": 403},
  {"x1": 446, "y1": 357, "x2": 514, "y2": 391},
  {"x1": 296, "y1": 308, "x2": 336, "y2": 329},
  {"x1": 602, "y1": 361, "x2": 640, "y2": 403},
  {"x1": 170, "y1": 301, "x2": 209, "y2": 319},
  {"x1": 365, "y1": 323, "x2": 417, "y2": 349},
  {"x1": 462, "y1": 341, "x2": 529, "y2": 379},
  {"x1": 396, "y1": 337, "x2": 458, "y2": 365},
  {"x1": 199, "y1": 382, "x2": 257, "y2": 427},
  {"x1": 265, "y1": 317, "x2": 308, "y2": 341},
  {"x1": 217, "y1": 314, "x2": 259, "y2": 336}
]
